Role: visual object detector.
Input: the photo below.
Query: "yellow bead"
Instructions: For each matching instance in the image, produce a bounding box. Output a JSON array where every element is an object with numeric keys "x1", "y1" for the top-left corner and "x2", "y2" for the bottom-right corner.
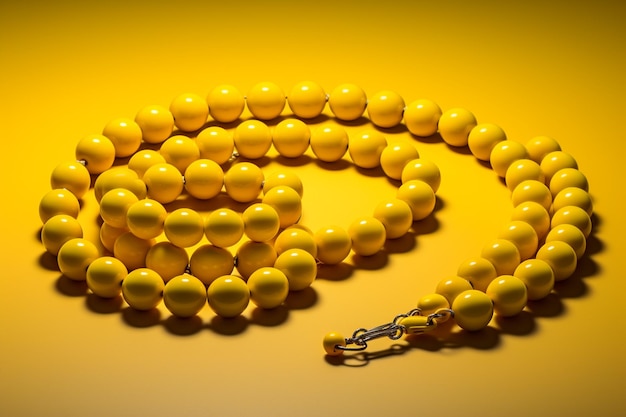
[
  {"x1": 145, "y1": 241, "x2": 189, "y2": 282},
  {"x1": 540, "y1": 151, "x2": 578, "y2": 183},
  {"x1": 86, "y1": 256, "x2": 128, "y2": 298},
  {"x1": 39, "y1": 188, "x2": 80, "y2": 222},
  {"x1": 205, "y1": 208, "x2": 244, "y2": 248},
  {"x1": 457, "y1": 257, "x2": 497, "y2": 292},
  {"x1": 242, "y1": 203, "x2": 281, "y2": 242},
  {"x1": 497, "y1": 221, "x2": 539, "y2": 261},
  {"x1": 323, "y1": 332, "x2": 346, "y2": 356},
  {"x1": 99, "y1": 188, "x2": 139, "y2": 229},
  {"x1": 403, "y1": 99, "x2": 442, "y2": 137},
  {"x1": 417, "y1": 293, "x2": 450, "y2": 317},
  {"x1": 525, "y1": 136, "x2": 561, "y2": 163},
  {"x1": 373, "y1": 199, "x2": 413, "y2": 239},
  {"x1": 467, "y1": 123, "x2": 507, "y2": 161},
  {"x1": 160, "y1": 135, "x2": 200, "y2": 173},
  {"x1": 545, "y1": 224, "x2": 586, "y2": 259},
  {"x1": 57, "y1": 238, "x2": 100, "y2": 281},
  {"x1": 400, "y1": 158, "x2": 441, "y2": 192},
  {"x1": 435, "y1": 276, "x2": 473, "y2": 304},
  {"x1": 113, "y1": 232, "x2": 154, "y2": 271},
  {"x1": 263, "y1": 171, "x2": 304, "y2": 197},
  {"x1": 549, "y1": 168, "x2": 589, "y2": 197},
  {"x1": 314, "y1": 225, "x2": 352, "y2": 265},
  {"x1": 184, "y1": 159, "x2": 224, "y2": 200},
  {"x1": 262, "y1": 186, "x2": 302, "y2": 228},
  {"x1": 126, "y1": 199, "x2": 166, "y2": 240},
  {"x1": 480, "y1": 239, "x2": 521, "y2": 276},
  {"x1": 235, "y1": 241, "x2": 277, "y2": 279},
  {"x1": 288, "y1": 81, "x2": 327, "y2": 119},
  {"x1": 310, "y1": 125, "x2": 349, "y2": 162},
  {"x1": 164, "y1": 208, "x2": 204, "y2": 248},
  {"x1": 93, "y1": 167, "x2": 147, "y2": 203},
  {"x1": 163, "y1": 274, "x2": 207, "y2": 318},
  {"x1": 135, "y1": 104, "x2": 174, "y2": 144},
  {"x1": 189, "y1": 244, "x2": 234, "y2": 286},
  {"x1": 514, "y1": 259, "x2": 555, "y2": 300},
  {"x1": 348, "y1": 130, "x2": 387, "y2": 169},
  {"x1": 128, "y1": 150, "x2": 166, "y2": 178},
  {"x1": 272, "y1": 118, "x2": 310, "y2": 158},
  {"x1": 510, "y1": 201, "x2": 551, "y2": 239},
  {"x1": 207, "y1": 275, "x2": 250, "y2": 318},
  {"x1": 505, "y1": 159, "x2": 545, "y2": 191},
  {"x1": 207, "y1": 84, "x2": 245, "y2": 123},
  {"x1": 75, "y1": 134, "x2": 116, "y2": 174},
  {"x1": 246, "y1": 82, "x2": 286, "y2": 120},
  {"x1": 274, "y1": 248, "x2": 317, "y2": 291},
  {"x1": 367, "y1": 90, "x2": 405, "y2": 128},
  {"x1": 247, "y1": 267, "x2": 289, "y2": 309},
  {"x1": 551, "y1": 205, "x2": 592, "y2": 238},
  {"x1": 233, "y1": 120, "x2": 272, "y2": 159},
  {"x1": 196, "y1": 126, "x2": 234, "y2": 165},
  {"x1": 451, "y1": 290, "x2": 494, "y2": 332},
  {"x1": 348, "y1": 217, "x2": 386, "y2": 257},
  {"x1": 396, "y1": 180, "x2": 436, "y2": 221},
  {"x1": 438, "y1": 108, "x2": 477, "y2": 147},
  {"x1": 121, "y1": 268, "x2": 164, "y2": 310},
  {"x1": 379, "y1": 142, "x2": 420, "y2": 180},
  {"x1": 41, "y1": 215, "x2": 83, "y2": 255},
  {"x1": 328, "y1": 83, "x2": 367, "y2": 121},
  {"x1": 489, "y1": 140, "x2": 529, "y2": 178},
  {"x1": 274, "y1": 226, "x2": 317, "y2": 258},
  {"x1": 553, "y1": 187, "x2": 593, "y2": 216},
  {"x1": 536, "y1": 241, "x2": 577, "y2": 281},
  {"x1": 102, "y1": 118, "x2": 142, "y2": 158},
  {"x1": 50, "y1": 161, "x2": 91, "y2": 199},
  {"x1": 486, "y1": 275, "x2": 527, "y2": 317},
  {"x1": 223, "y1": 162, "x2": 264, "y2": 203},
  {"x1": 99, "y1": 223, "x2": 127, "y2": 253},
  {"x1": 143, "y1": 163, "x2": 184, "y2": 204},
  {"x1": 169, "y1": 93, "x2": 209, "y2": 132}
]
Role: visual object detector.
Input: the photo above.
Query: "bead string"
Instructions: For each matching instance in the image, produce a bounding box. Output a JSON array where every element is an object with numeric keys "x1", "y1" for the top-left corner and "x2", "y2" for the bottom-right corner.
[{"x1": 38, "y1": 82, "x2": 593, "y2": 356}]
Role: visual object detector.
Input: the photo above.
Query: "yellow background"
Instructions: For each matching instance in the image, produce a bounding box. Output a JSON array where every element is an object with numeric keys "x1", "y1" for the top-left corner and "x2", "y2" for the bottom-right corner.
[{"x1": 1, "y1": 1, "x2": 624, "y2": 416}]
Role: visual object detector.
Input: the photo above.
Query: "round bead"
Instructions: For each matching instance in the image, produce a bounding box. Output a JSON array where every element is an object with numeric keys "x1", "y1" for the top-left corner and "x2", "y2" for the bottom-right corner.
[
  {"x1": 143, "y1": 163, "x2": 184, "y2": 204},
  {"x1": 86, "y1": 256, "x2": 128, "y2": 298},
  {"x1": 373, "y1": 199, "x2": 413, "y2": 239},
  {"x1": 525, "y1": 136, "x2": 561, "y2": 163},
  {"x1": 145, "y1": 241, "x2": 189, "y2": 282},
  {"x1": 545, "y1": 224, "x2": 587, "y2": 259},
  {"x1": 205, "y1": 209, "x2": 244, "y2": 248},
  {"x1": 242, "y1": 203, "x2": 281, "y2": 242},
  {"x1": 128, "y1": 150, "x2": 166, "y2": 178},
  {"x1": 102, "y1": 118, "x2": 142, "y2": 158},
  {"x1": 348, "y1": 217, "x2": 387, "y2": 257},
  {"x1": 99, "y1": 188, "x2": 139, "y2": 229},
  {"x1": 400, "y1": 159, "x2": 441, "y2": 192},
  {"x1": 122, "y1": 268, "x2": 164, "y2": 310},
  {"x1": 348, "y1": 130, "x2": 387, "y2": 169},
  {"x1": 367, "y1": 90, "x2": 405, "y2": 128},
  {"x1": 438, "y1": 108, "x2": 477, "y2": 147},
  {"x1": 160, "y1": 135, "x2": 200, "y2": 173},
  {"x1": 57, "y1": 238, "x2": 100, "y2": 281},
  {"x1": 457, "y1": 257, "x2": 498, "y2": 292},
  {"x1": 274, "y1": 226, "x2": 317, "y2": 258},
  {"x1": 540, "y1": 151, "x2": 578, "y2": 183},
  {"x1": 207, "y1": 84, "x2": 245, "y2": 123},
  {"x1": 328, "y1": 83, "x2": 367, "y2": 121},
  {"x1": 288, "y1": 81, "x2": 327, "y2": 119},
  {"x1": 134, "y1": 104, "x2": 174, "y2": 144},
  {"x1": 235, "y1": 241, "x2": 277, "y2": 280},
  {"x1": 263, "y1": 171, "x2": 304, "y2": 197},
  {"x1": 207, "y1": 275, "x2": 250, "y2": 318},
  {"x1": 113, "y1": 232, "x2": 154, "y2": 271},
  {"x1": 233, "y1": 120, "x2": 272, "y2": 159},
  {"x1": 551, "y1": 205, "x2": 592, "y2": 238},
  {"x1": 196, "y1": 126, "x2": 234, "y2": 165},
  {"x1": 480, "y1": 239, "x2": 521, "y2": 276},
  {"x1": 435, "y1": 276, "x2": 473, "y2": 305},
  {"x1": 380, "y1": 142, "x2": 420, "y2": 180},
  {"x1": 314, "y1": 226, "x2": 352, "y2": 265},
  {"x1": 93, "y1": 167, "x2": 147, "y2": 203},
  {"x1": 497, "y1": 221, "x2": 538, "y2": 261},
  {"x1": 505, "y1": 159, "x2": 545, "y2": 191},
  {"x1": 223, "y1": 162, "x2": 264, "y2": 203},
  {"x1": 417, "y1": 293, "x2": 450, "y2": 317},
  {"x1": 99, "y1": 223, "x2": 127, "y2": 253},
  {"x1": 246, "y1": 82, "x2": 286, "y2": 120},
  {"x1": 126, "y1": 199, "x2": 166, "y2": 240},
  {"x1": 451, "y1": 290, "x2": 494, "y2": 332},
  {"x1": 272, "y1": 118, "x2": 310, "y2": 158},
  {"x1": 514, "y1": 259, "x2": 555, "y2": 300},
  {"x1": 549, "y1": 168, "x2": 589, "y2": 196},
  {"x1": 262, "y1": 186, "x2": 302, "y2": 228},
  {"x1": 396, "y1": 180, "x2": 437, "y2": 221},
  {"x1": 164, "y1": 208, "x2": 204, "y2": 248},
  {"x1": 323, "y1": 332, "x2": 346, "y2": 356},
  {"x1": 486, "y1": 275, "x2": 527, "y2": 317},
  {"x1": 39, "y1": 188, "x2": 80, "y2": 222},
  {"x1": 536, "y1": 241, "x2": 577, "y2": 281},
  {"x1": 489, "y1": 140, "x2": 529, "y2": 178},
  {"x1": 75, "y1": 134, "x2": 116, "y2": 175},
  {"x1": 163, "y1": 274, "x2": 207, "y2": 318},
  {"x1": 189, "y1": 244, "x2": 235, "y2": 286},
  {"x1": 310, "y1": 125, "x2": 349, "y2": 162},
  {"x1": 553, "y1": 187, "x2": 593, "y2": 216},
  {"x1": 274, "y1": 248, "x2": 317, "y2": 291},
  {"x1": 169, "y1": 93, "x2": 209, "y2": 132},
  {"x1": 50, "y1": 161, "x2": 91, "y2": 199},
  {"x1": 184, "y1": 159, "x2": 224, "y2": 200},
  {"x1": 41, "y1": 215, "x2": 83, "y2": 255},
  {"x1": 247, "y1": 267, "x2": 289, "y2": 309},
  {"x1": 467, "y1": 123, "x2": 507, "y2": 161},
  {"x1": 510, "y1": 201, "x2": 551, "y2": 239},
  {"x1": 403, "y1": 99, "x2": 442, "y2": 137},
  {"x1": 511, "y1": 179, "x2": 552, "y2": 212}
]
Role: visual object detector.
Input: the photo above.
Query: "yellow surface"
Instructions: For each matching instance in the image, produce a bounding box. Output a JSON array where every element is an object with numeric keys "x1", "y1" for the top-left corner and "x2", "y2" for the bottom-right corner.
[{"x1": 1, "y1": 1, "x2": 625, "y2": 416}]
